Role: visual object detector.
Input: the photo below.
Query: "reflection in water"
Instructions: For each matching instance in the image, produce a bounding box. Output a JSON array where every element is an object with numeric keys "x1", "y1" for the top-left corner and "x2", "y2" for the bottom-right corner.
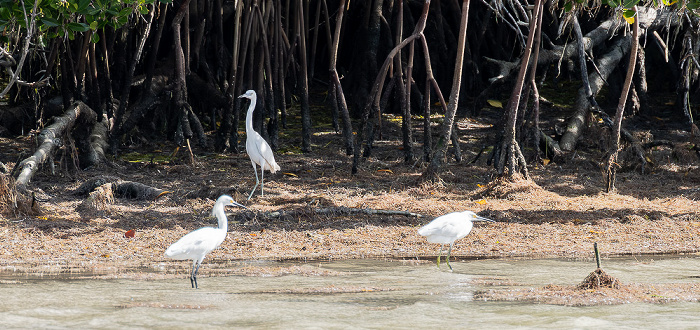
[{"x1": 1, "y1": 257, "x2": 699, "y2": 328}]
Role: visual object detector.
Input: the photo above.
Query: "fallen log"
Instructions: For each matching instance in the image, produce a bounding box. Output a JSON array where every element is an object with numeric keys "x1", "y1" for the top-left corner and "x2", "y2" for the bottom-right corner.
[
  {"x1": 13, "y1": 101, "x2": 95, "y2": 186},
  {"x1": 74, "y1": 175, "x2": 170, "y2": 201},
  {"x1": 80, "y1": 115, "x2": 109, "y2": 168},
  {"x1": 73, "y1": 176, "x2": 121, "y2": 196},
  {"x1": 113, "y1": 181, "x2": 169, "y2": 200}
]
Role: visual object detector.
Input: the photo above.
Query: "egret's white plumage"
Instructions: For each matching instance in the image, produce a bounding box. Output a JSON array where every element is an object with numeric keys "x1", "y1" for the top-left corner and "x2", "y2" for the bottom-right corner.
[
  {"x1": 418, "y1": 211, "x2": 494, "y2": 271},
  {"x1": 165, "y1": 195, "x2": 246, "y2": 288},
  {"x1": 238, "y1": 90, "x2": 280, "y2": 200}
]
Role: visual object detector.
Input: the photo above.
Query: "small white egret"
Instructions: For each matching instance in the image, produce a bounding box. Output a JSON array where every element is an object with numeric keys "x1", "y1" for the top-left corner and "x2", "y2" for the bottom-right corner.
[
  {"x1": 238, "y1": 90, "x2": 281, "y2": 200},
  {"x1": 418, "y1": 211, "x2": 495, "y2": 271},
  {"x1": 164, "y1": 195, "x2": 246, "y2": 288}
]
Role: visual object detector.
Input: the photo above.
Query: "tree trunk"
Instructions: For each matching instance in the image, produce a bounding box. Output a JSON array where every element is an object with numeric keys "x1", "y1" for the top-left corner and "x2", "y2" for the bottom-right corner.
[
  {"x1": 353, "y1": 0, "x2": 429, "y2": 174},
  {"x1": 495, "y1": 0, "x2": 543, "y2": 179},
  {"x1": 328, "y1": 0, "x2": 354, "y2": 155},
  {"x1": 423, "y1": 0, "x2": 471, "y2": 179},
  {"x1": 297, "y1": 0, "x2": 312, "y2": 153},
  {"x1": 559, "y1": 35, "x2": 634, "y2": 151},
  {"x1": 394, "y1": 0, "x2": 413, "y2": 163},
  {"x1": 605, "y1": 7, "x2": 639, "y2": 192},
  {"x1": 111, "y1": 8, "x2": 155, "y2": 151}
]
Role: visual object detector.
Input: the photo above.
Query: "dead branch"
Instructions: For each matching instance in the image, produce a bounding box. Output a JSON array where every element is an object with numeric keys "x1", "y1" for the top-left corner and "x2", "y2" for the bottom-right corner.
[{"x1": 13, "y1": 101, "x2": 95, "y2": 186}]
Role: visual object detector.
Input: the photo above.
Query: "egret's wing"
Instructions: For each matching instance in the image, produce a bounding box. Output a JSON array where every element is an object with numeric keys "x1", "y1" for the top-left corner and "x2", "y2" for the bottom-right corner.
[
  {"x1": 418, "y1": 213, "x2": 470, "y2": 244},
  {"x1": 252, "y1": 135, "x2": 280, "y2": 172},
  {"x1": 164, "y1": 227, "x2": 222, "y2": 260}
]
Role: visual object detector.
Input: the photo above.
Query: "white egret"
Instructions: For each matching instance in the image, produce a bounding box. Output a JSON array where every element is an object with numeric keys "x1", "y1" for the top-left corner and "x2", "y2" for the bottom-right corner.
[
  {"x1": 164, "y1": 195, "x2": 246, "y2": 288},
  {"x1": 418, "y1": 211, "x2": 495, "y2": 271},
  {"x1": 238, "y1": 90, "x2": 281, "y2": 200}
]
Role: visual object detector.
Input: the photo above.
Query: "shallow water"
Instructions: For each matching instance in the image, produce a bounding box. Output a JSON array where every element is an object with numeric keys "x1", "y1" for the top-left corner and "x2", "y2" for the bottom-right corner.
[{"x1": 1, "y1": 256, "x2": 700, "y2": 328}]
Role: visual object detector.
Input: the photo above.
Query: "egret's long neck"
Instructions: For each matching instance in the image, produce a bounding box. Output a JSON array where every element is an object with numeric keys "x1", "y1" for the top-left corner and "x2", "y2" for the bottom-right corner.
[
  {"x1": 212, "y1": 203, "x2": 228, "y2": 232},
  {"x1": 245, "y1": 96, "x2": 256, "y2": 134}
]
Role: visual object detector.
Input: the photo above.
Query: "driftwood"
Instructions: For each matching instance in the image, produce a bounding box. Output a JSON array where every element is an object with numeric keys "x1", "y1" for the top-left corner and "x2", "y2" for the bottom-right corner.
[
  {"x1": 13, "y1": 101, "x2": 95, "y2": 186},
  {"x1": 74, "y1": 176, "x2": 169, "y2": 200}
]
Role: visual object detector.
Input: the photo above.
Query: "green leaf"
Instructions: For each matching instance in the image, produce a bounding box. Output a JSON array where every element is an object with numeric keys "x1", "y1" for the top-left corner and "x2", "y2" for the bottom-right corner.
[
  {"x1": 91, "y1": 32, "x2": 100, "y2": 43},
  {"x1": 118, "y1": 7, "x2": 133, "y2": 17},
  {"x1": 622, "y1": 0, "x2": 639, "y2": 8},
  {"x1": 564, "y1": 1, "x2": 573, "y2": 11},
  {"x1": 77, "y1": 0, "x2": 91, "y2": 14},
  {"x1": 89, "y1": 20, "x2": 98, "y2": 30},
  {"x1": 67, "y1": 22, "x2": 90, "y2": 32},
  {"x1": 688, "y1": 0, "x2": 700, "y2": 9},
  {"x1": 116, "y1": 14, "x2": 128, "y2": 26},
  {"x1": 41, "y1": 17, "x2": 61, "y2": 27}
]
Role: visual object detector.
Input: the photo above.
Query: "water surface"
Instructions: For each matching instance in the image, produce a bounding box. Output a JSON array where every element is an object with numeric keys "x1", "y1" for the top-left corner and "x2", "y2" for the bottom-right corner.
[{"x1": 2, "y1": 256, "x2": 699, "y2": 328}]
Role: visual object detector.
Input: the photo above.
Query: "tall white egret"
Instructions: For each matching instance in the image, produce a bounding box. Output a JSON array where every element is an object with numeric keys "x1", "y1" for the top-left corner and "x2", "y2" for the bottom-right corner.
[
  {"x1": 238, "y1": 90, "x2": 281, "y2": 200},
  {"x1": 418, "y1": 211, "x2": 495, "y2": 271},
  {"x1": 165, "y1": 195, "x2": 246, "y2": 288}
]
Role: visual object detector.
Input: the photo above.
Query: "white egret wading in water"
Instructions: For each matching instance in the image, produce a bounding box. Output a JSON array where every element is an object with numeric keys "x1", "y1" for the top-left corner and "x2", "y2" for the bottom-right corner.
[
  {"x1": 238, "y1": 90, "x2": 281, "y2": 200},
  {"x1": 418, "y1": 211, "x2": 495, "y2": 271},
  {"x1": 165, "y1": 195, "x2": 246, "y2": 288}
]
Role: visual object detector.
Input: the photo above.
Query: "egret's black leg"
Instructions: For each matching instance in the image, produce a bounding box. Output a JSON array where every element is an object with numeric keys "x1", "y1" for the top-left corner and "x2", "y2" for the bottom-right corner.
[
  {"x1": 189, "y1": 262, "x2": 197, "y2": 288},
  {"x1": 261, "y1": 165, "x2": 265, "y2": 196},
  {"x1": 446, "y1": 244, "x2": 453, "y2": 271},
  {"x1": 192, "y1": 263, "x2": 201, "y2": 289}
]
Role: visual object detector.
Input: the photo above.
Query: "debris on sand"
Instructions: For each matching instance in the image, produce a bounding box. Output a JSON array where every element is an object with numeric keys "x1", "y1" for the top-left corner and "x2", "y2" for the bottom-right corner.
[
  {"x1": 474, "y1": 266, "x2": 700, "y2": 306},
  {"x1": 0, "y1": 173, "x2": 41, "y2": 216},
  {"x1": 578, "y1": 267, "x2": 621, "y2": 290}
]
